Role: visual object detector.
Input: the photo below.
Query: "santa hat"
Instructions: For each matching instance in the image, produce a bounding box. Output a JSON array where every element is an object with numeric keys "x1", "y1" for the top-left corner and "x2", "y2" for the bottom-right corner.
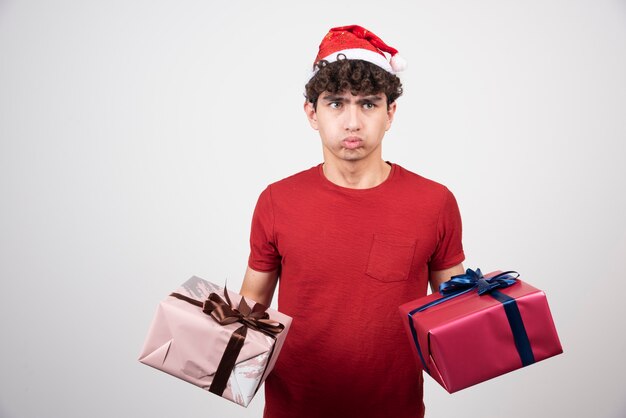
[{"x1": 311, "y1": 25, "x2": 407, "y2": 76}]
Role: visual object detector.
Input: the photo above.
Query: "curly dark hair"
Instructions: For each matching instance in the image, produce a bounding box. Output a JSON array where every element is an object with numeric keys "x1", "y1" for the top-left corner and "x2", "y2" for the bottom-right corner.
[{"x1": 305, "y1": 55, "x2": 403, "y2": 109}]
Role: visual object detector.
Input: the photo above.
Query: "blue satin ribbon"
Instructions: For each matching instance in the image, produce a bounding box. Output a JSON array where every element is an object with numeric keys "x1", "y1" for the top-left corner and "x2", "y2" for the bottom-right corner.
[{"x1": 407, "y1": 268, "x2": 535, "y2": 375}]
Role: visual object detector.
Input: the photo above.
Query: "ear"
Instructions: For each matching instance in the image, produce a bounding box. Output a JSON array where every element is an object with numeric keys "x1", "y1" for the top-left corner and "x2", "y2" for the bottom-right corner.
[
  {"x1": 304, "y1": 100, "x2": 319, "y2": 130},
  {"x1": 385, "y1": 101, "x2": 397, "y2": 131}
]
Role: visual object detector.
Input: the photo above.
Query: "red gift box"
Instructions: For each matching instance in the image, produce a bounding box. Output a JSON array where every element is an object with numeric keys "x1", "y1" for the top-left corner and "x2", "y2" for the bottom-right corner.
[{"x1": 398, "y1": 269, "x2": 562, "y2": 393}]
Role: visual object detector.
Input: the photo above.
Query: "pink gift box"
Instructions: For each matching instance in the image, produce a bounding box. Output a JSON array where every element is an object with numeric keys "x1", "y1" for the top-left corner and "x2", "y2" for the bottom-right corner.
[
  {"x1": 138, "y1": 276, "x2": 292, "y2": 407},
  {"x1": 398, "y1": 270, "x2": 562, "y2": 393}
]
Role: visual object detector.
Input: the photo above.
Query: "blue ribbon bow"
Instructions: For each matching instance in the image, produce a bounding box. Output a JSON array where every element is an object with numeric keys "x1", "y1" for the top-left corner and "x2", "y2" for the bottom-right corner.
[
  {"x1": 407, "y1": 268, "x2": 535, "y2": 375},
  {"x1": 412, "y1": 268, "x2": 519, "y2": 313},
  {"x1": 440, "y1": 268, "x2": 518, "y2": 295}
]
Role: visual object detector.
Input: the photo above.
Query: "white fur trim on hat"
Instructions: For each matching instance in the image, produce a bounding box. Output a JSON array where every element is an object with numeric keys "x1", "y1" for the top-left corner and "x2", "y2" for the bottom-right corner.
[{"x1": 308, "y1": 48, "x2": 395, "y2": 80}]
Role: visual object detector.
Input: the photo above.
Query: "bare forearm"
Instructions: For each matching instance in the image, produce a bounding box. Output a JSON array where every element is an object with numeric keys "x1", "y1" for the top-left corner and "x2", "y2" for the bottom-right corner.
[
  {"x1": 240, "y1": 266, "x2": 279, "y2": 307},
  {"x1": 429, "y1": 263, "x2": 464, "y2": 294}
]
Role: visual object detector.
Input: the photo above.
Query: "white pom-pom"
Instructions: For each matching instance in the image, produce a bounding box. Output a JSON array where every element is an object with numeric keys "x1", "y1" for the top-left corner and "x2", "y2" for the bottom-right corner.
[{"x1": 390, "y1": 54, "x2": 407, "y2": 72}]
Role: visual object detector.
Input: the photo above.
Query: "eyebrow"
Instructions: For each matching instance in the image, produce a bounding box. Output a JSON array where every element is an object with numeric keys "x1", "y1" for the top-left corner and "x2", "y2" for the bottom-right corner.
[{"x1": 320, "y1": 94, "x2": 384, "y2": 104}]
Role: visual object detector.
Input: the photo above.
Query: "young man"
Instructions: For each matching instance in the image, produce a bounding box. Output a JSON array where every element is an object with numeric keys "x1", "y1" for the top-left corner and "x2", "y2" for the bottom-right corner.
[{"x1": 240, "y1": 25, "x2": 465, "y2": 418}]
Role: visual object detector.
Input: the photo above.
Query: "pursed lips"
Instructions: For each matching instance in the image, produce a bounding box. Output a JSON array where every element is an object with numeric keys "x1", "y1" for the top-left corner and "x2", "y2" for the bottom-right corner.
[{"x1": 342, "y1": 136, "x2": 363, "y2": 150}]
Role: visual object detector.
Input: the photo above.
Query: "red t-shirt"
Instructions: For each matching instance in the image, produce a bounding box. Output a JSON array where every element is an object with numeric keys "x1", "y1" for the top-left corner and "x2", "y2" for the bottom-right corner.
[{"x1": 248, "y1": 163, "x2": 465, "y2": 418}]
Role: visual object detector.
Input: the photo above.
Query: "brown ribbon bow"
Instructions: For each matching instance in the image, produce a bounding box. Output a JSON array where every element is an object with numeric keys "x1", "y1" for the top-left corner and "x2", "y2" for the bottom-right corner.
[{"x1": 170, "y1": 287, "x2": 284, "y2": 396}]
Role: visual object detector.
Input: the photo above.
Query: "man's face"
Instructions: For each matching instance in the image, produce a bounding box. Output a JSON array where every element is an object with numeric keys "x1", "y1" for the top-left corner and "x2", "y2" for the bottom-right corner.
[{"x1": 304, "y1": 91, "x2": 396, "y2": 164}]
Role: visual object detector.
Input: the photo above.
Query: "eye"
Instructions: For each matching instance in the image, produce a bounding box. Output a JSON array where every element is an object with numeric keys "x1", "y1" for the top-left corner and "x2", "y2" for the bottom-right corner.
[
  {"x1": 363, "y1": 102, "x2": 376, "y2": 110},
  {"x1": 329, "y1": 102, "x2": 342, "y2": 109}
]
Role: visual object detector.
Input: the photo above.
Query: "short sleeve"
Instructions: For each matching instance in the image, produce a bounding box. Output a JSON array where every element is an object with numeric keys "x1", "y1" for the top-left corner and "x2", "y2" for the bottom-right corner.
[
  {"x1": 429, "y1": 188, "x2": 465, "y2": 271},
  {"x1": 247, "y1": 186, "x2": 282, "y2": 272}
]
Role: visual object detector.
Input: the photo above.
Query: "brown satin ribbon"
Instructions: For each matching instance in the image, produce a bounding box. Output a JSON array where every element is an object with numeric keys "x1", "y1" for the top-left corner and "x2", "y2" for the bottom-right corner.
[{"x1": 170, "y1": 288, "x2": 284, "y2": 396}]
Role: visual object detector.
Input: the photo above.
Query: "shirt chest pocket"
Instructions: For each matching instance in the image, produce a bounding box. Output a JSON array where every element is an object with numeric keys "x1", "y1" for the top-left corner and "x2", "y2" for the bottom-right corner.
[{"x1": 365, "y1": 234, "x2": 417, "y2": 282}]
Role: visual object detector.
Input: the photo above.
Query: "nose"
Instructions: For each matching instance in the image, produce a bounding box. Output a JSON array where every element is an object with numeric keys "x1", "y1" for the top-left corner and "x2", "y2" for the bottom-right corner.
[{"x1": 344, "y1": 103, "x2": 361, "y2": 131}]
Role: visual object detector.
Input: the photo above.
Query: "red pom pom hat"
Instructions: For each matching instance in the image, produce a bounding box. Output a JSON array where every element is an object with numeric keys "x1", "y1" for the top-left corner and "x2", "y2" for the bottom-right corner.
[{"x1": 311, "y1": 25, "x2": 407, "y2": 77}]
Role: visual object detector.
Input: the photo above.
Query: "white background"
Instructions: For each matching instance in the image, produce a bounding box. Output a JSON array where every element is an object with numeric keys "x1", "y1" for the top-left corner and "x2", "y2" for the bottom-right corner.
[{"x1": 1, "y1": 1, "x2": 625, "y2": 417}]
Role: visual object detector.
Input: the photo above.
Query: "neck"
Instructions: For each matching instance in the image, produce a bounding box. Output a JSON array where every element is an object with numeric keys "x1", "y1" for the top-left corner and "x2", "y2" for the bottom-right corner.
[{"x1": 322, "y1": 159, "x2": 392, "y2": 189}]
